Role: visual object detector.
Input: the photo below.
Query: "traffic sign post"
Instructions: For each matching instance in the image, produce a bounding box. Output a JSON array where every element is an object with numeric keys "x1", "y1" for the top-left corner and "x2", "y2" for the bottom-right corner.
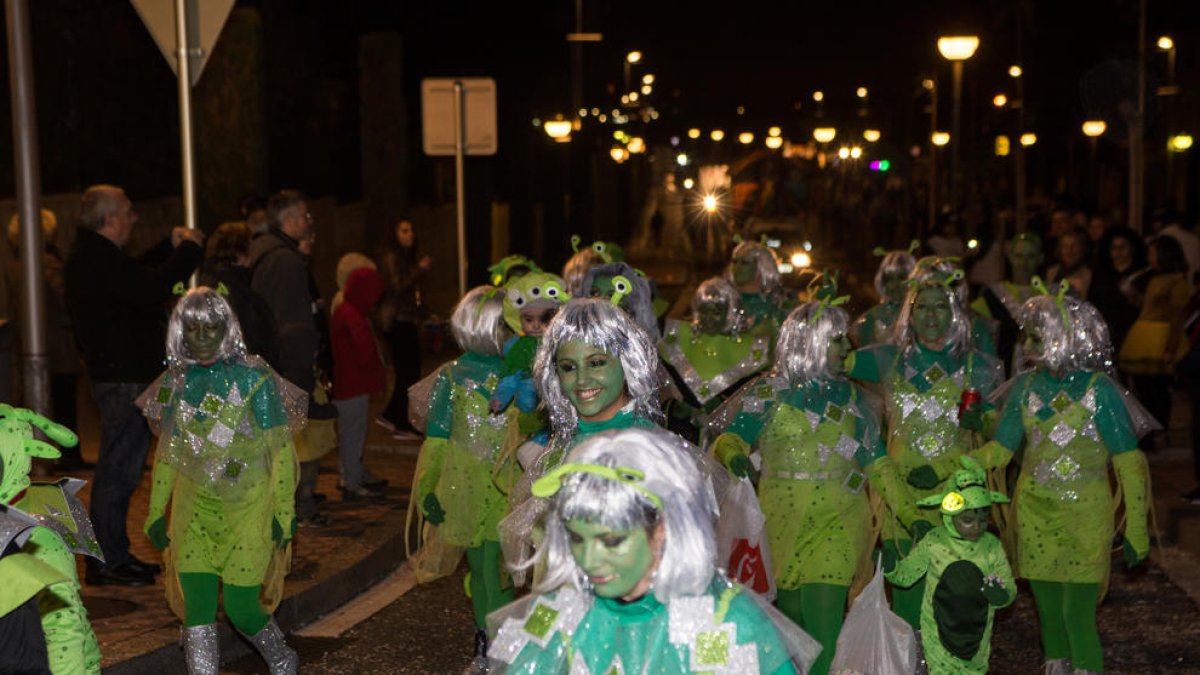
[{"x1": 421, "y1": 77, "x2": 497, "y2": 297}]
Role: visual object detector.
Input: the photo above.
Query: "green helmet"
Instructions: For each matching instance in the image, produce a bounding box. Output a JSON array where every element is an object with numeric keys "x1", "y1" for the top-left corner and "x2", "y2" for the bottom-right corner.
[{"x1": 502, "y1": 272, "x2": 571, "y2": 334}]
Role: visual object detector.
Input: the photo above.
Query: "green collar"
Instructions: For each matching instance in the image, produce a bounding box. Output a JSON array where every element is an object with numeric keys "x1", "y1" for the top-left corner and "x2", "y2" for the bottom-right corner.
[
  {"x1": 577, "y1": 407, "x2": 638, "y2": 438},
  {"x1": 594, "y1": 589, "x2": 663, "y2": 622}
]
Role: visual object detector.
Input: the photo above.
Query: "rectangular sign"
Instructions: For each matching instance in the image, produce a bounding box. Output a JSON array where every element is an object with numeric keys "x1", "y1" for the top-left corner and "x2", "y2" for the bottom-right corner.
[{"x1": 421, "y1": 77, "x2": 498, "y2": 156}]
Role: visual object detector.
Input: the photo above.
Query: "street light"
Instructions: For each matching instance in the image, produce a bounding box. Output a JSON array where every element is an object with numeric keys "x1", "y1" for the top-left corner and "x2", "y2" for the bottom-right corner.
[
  {"x1": 1158, "y1": 35, "x2": 1177, "y2": 87},
  {"x1": 1008, "y1": 65, "x2": 1022, "y2": 78},
  {"x1": 856, "y1": 86, "x2": 868, "y2": 98},
  {"x1": 1082, "y1": 120, "x2": 1107, "y2": 137},
  {"x1": 1082, "y1": 122, "x2": 1106, "y2": 205},
  {"x1": 812, "y1": 90, "x2": 824, "y2": 102},
  {"x1": 1020, "y1": 133, "x2": 1037, "y2": 147},
  {"x1": 863, "y1": 129, "x2": 881, "y2": 142},
  {"x1": 813, "y1": 127, "x2": 836, "y2": 143},
  {"x1": 768, "y1": 126, "x2": 782, "y2": 137},
  {"x1": 623, "y1": 51, "x2": 642, "y2": 100},
  {"x1": 543, "y1": 118, "x2": 573, "y2": 142},
  {"x1": 642, "y1": 73, "x2": 655, "y2": 85},
  {"x1": 765, "y1": 136, "x2": 783, "y2": 149},
  {"x1": 992, "y1": 93, "x2": 1007, "y2": 108},
  {"x1": 687, "y1": 128, "x2": 701, "y2": 139},
  {"x1": 850, "y1": 146, "x2": 862, "y2": 159},
  {"x1": 1169, "y1": 134, "x2": 1194, "y2": 152},
  {"x1": 937, "y1": 35, "x2": 979, "y2": 208},
  {"x1": 711, "y1": 129, "x2": 725, "y2": 141},
  {"x1": 931, "y1": 131, "x2": 951, "y2": 146},
  {"x1": 738, "y1": 132, "x2": 754, "y2": 144},
  {"x1": 837, "y1": 147, "x2": 850, "y2": 159}
]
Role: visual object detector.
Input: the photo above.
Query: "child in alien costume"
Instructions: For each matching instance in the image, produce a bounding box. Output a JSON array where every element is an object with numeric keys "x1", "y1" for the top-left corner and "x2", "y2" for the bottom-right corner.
[
  {"x1": 562, "y1": 236, "x2": 622, "y2": 298},
  {"x1": 0, "y1": 405, "x2": 103, "y2": 674},
  {"x1": 706, "y1": 281, "x2": 916, "y2": 675},
  {"x1": 970, "y1": 281, "x2": 1156, "y2": 675},
  {"x1": 488, "y1": 426, "x2": 822, "y2": 674},
  {"x1": 409, "y1": 286, "x2": 522, "y2": 668},
  {"x1": 660, "y1": 277, "x2": 772, "y2": 444},
  {"x1": 847, "y1": 256, "x2": 1005, "y2": 629},
  {"x1": 488, "y1": 254, "x2": 542, "y2": 287},
  {"x1": 726, "y1": 240, "x2": 790, "y2": 334},
  {"x1": 490, "y1": 272, "x2": 571, "y2": 415},
  {"x1": 883, "y1": 456, "x2": 1016, "y2": 675},
  {"x1": 851, "y1": 241, "x2": 918, "y2": 347},
  {"x1": 137, "y1": 287, "x2": 306, "y2": 675},
  {"x1": 583, "y1": 262, "x2": 663, "y2": 340}
]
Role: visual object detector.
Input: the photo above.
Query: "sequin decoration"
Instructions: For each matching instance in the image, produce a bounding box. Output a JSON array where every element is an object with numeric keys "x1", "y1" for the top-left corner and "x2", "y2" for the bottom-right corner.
[
  {"x1": 1049, "y1": 421, "x2": 1076, "y2": 448},
  {"x1": 1051, "y1": 453, "x2": 1081, "y2": 481},
  {"x1": 923, "y1": 364, "x2": 946, "y2": 383},
  {"x1": 1050, "y1": 392, "x2": 1072, "y2": 414},
  {"x1": 207, "y1": 421, "x2": 235, "y2": 449},
  {"x1": 919, "y1": 396, "x2": 944, "y2": 422},
  {"x1": 491, "y1": 586, "x2": 590, "y2": 662}
]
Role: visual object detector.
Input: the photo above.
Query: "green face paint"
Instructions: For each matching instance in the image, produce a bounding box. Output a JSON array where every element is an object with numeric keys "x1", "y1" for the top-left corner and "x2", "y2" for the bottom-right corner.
[
  {"x1": 696, "y1": 302, "x2": 729, "y2": 334},
  {"x1": 826, "y1": 333, "x2": 851, "y2": 375},
  {"x1": 732, "y1": 256, "x2": 758, "y2": 287},
  {"x1": 882, "y1": 270, "x2": 909, "y2": 304},
  {"x1": 911, "y1": 287, "x2": 953, "y2": 347},
  {"x1": 556, "y1": 340, "x2": 629, "y2": 422},
  {"x1": 1007, "y1": 240, "x2": 1044, "y2": 284},
  {"x1": 566, "y1": 519, "x2": 656, "y2": 600},
  {"x1": 183, "y1": 318, "x2": 226, "y2": 364},
  {"x1": 590, "y1": 274, "x2": 615, "y2": 299},
  {"x1": 950, "y1": 507, "x2": 990, "y2": 541}
]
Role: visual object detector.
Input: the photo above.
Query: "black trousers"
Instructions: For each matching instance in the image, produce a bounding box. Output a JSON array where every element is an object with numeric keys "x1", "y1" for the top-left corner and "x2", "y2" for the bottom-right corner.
[{"x1": 381, "y1": 321, "x2": 422, "y2": 429}]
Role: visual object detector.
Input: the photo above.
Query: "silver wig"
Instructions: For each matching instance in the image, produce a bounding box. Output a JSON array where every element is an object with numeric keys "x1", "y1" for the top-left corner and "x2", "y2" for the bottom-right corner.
[
  {"x1": 775, "y1": 301, "x2": 850, "y2": 384},
  {"x1": 562, "y1": 247, "x2": 606, "y2": 298},
  {"x1": 534, "y1": 298, "x2": 663, "y2": 439},
  {"x1": 451, "y1": 286, "x2": 512, "y2": 357},
  {"x1": 535, "y1": 427, "x2": 718, "y2": 602},
  {"x1": 690, "y1": 277, "x2": 744, "y2": 335},
  {"x1": 1018, "y1": 294, "x2": 1115, "y2": 374},
  {"x1": 166, "y1": 287, "x2": 247, "y2": 367},
  {"x1": 893, "y1": 256, "x2": 972, "y2": 355},
  {"x1": 583, "y1": 262, "x2": 660, "y2": 340},
  {"x1": 873, "y1": 249, "x2": 917, "y2": 299},
  {"x1": 726, "y1": 241, "x2": 782, "y2": 297}
]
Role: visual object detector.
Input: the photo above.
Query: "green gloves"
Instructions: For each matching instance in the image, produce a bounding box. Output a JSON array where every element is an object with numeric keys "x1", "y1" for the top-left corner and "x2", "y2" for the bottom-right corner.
[
  {"x1": 879, "y1": 546, "x2": 898, "y2": 573},
  {"x1": 423, "y1": 493, "x2": 446, "y2": 524},
  {"x1": 272, "y1": 518, "x2": 295, "y2": 548},
  {"x1": 1122, "y1": 538, "x2": 1146, "y2": 569},
  {"x1": 981, "y1": 576, "x2": 1010, "y2": 606},
  {"x1": 728, "y1": 454, "x2": 753, "y2": 478},
  {"x1": 909, "y1": 519, "x2": 934, "y2": 543},
  {"x1": 907, "y1": 464, "x2": 941, "y2": 489},
  {"x1": 958, "y1": 407, "x2": 983, "y2": 431},
  {"x1": 146, "y1": 517, "x2": 170, "y2": 551}
]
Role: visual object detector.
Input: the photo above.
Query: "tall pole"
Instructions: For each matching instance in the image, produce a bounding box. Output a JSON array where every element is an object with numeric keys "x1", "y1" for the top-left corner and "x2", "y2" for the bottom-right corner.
[
  {"x1": 174, "y1": 0, "x2": 197, "y2": 234},
  {"x1": 950, "y1": 60, "x2": 963, "y2": 209},
  {"x1": 571, "y1": 0, "x2": 583, "y2": 114},
  {"x1": 5, "y1": 0, "x2": 49, "y2": 415},
  {"x1": 1130, "y1": 0, "x2": 1146, "y2": 234},
  {"x1": 453, "y1": 80, "x2": 468, "y2": 298},
  {"x1": 929, "y1": 80, "x2": 939, "y2": 235}
]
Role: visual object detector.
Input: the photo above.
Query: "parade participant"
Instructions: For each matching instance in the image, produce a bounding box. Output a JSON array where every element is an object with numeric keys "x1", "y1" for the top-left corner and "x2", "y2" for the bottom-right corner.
[
  {"x1": 561, "y1": 236, "x2": 611, "y2": 298},
  {"x1": 971, "y1": 232, "x2": 1045, "y2": 375},
  {"x1": 660, "y1": 277, "x2": 771, "y2": 444},
  {"x1": 847, "y1": 256, "x2": 1004, "y2": 628},
  {"x1": 489, "y1": 427, "x2": 821, "y2": 674},
  {"x1": 970, "y1": 281, "x2": 1155, "y2": 675},
  {"x1": 138, "y1": 287, "x2": 306, "y2": 675},
  {"x1": 707, "y1": 279, "x2": 915, "y2": 675},
  {"x1": 883, "y1": 456, "x2": 1015, "y2": 675},
  {"x1": 488, "y1": 254, "x2": 542, "y2": 287},
  {"x1": 490, "y1": 272, "x2": 571, "y2": 415},
  {"x1": 0, "y1": 531, "x2": 65, "y2": 673},
  {"x1": 851, "y1": 240, "x2": 918, "y2": 347},
  {"x1": 0, "y1": 404, "x2": 103, "y2": 673},
  {"x1": 408, "y1": 286, "x2": 519, "y2": 669},
  {"x1": 583, "y1": 262, "x2": 662, "y2": 340},
  {"x1": 726, "y1": 239, "x2": 789, "y2": 332}
]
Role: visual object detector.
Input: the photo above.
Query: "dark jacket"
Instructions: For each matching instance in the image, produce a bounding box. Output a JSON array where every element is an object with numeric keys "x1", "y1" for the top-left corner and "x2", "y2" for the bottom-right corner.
[
  {"x1": 250, "y1": 228, "x2": 319, "y2": 393},
  {"x1": 377, "y1": 246, "x2": 427, "y2": 331},
  {"x1": 198, "y1": 261, "x2": 279, "y2": 367},
  {"x1": 331, "y1": 267, "x2": 386, "y2": 399},
  {"x1": 64, "y1": 228, "x2": 202, "y2": 382}
]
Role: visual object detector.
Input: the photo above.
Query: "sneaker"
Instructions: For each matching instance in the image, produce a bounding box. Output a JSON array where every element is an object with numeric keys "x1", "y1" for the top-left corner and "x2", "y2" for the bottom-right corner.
[
  {"x1": 297, "y1": 513, "x2": 331, "y2": 528},
  {"x1": 374, "y1": 416, "x2": 397, "y2": 432},
  {"x1": 341, "y1": 485, "x2": 385, "y2": 502},
  {"x1": 1181, "y1": 487, "x2": 1200, "y2": 504},
  {"x1": 393, "y1": 430, "x2": 422, "y2": 441}
]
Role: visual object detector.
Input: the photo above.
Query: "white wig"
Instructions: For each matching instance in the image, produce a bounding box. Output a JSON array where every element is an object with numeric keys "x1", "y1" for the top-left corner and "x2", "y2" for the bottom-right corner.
[
  {"x1": 563, "y1": 247, "x2": 606, "y2": 298},
  {"x1": 726, "y1": 241, "x2": 782, "y2": 297},
  {"x1": 166, "y1": 287, "x2": 247, "y2": 367},
  {"x1": 1018, "y1": 294, "x2": 1114, "y2": 374},
  {"x1": 534, "y1": 298, "x2": 663, "y2": 439},
  {"x1": 535, "y1": 427, "x2": 717, "y2": 601},
  {"x1": 583, "y1": 262, "x2": 660, "y2": 340},
  {"x1": 894, "y1": 256, "x2": 972, "y2": 355},
  {"x1": 775, "y1": 301, "x2": 849, "y2": 383},
  {"x1": 873, "y1": 249, "x2": 917, "y2": 299},
  {"x1": 451, "y1": 286, "x2": 512, "y2": 356},
  {"x1": 691, "y1": 277, "x2": 743, "y2": 334}
]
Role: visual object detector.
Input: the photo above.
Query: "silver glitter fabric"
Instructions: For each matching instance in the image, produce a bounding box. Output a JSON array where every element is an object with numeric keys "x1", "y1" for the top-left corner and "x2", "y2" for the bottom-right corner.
[
  {"x1": 182, "y1": 623, "x2": 219, "y2": 675},
  {"x1": 19, "y1": 478, "x2": 104, "y2": 561},
  {"x1": 0, "y1": 505, "x2": 37, "y2": 554},
  {"x1": 490, "y1": 585, "x2": 590, "y2": 663},
  {"x1": 241, "y1": 619, "x2": 299, "y2": 675},
  {"x1": 659, "y1": 320, "x2": 772, "y2": 405}
]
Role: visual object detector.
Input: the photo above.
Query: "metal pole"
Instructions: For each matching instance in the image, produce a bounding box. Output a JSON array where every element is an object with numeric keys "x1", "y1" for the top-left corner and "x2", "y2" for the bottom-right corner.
[
  {"x1": 950, "y1": 60, "x2": 963, "y2": 209},
  {"x1": 174, "y1": 0, "x2": 197, "y2": 234},
  {"x1": 453, "y1": 80, "x2": 467, "y2": 297},
  {"x1": 6, "y1": 0, "x2": 49, "y2": 415},
  {"x1": 928, "y1": 80, "x2": 938, "y2": 235}
]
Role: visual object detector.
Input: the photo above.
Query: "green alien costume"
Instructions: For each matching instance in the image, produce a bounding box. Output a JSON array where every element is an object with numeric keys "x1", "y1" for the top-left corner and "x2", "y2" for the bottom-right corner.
[
  {"x1": 884, "y1": 457, "x2": 1016, "y2": 674},
  {"x1": 0, "y1": 404, "x2": 103, "y2": 675}
]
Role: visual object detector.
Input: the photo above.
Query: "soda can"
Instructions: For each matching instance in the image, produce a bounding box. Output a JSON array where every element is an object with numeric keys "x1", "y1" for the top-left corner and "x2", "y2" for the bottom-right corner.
[{"x1": 959, "y1": 388, "x2": 982, "y2": 418}]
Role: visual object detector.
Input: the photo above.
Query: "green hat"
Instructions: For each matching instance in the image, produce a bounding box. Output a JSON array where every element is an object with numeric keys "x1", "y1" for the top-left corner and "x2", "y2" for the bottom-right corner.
[
  {"x1": 488, "y1": 254, "x2": 542, "y2": 287},
  {"x1": 501, "y1": 272, "x2": 571, "y2": 334}
]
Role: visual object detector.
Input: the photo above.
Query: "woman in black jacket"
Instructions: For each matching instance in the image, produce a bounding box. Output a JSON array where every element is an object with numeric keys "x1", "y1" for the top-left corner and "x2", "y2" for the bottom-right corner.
[{"x1": 376, "y1": 217, "x2": 431, "y2": 438}]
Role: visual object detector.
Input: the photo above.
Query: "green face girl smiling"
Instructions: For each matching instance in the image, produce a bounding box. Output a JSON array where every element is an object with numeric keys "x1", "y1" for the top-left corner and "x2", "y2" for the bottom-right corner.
[
  {"x1": 566, "y1": 518, "x2": 662, "y2": 600},
  {"x1": 556, "y1": 340, "x2": 630, "y2": 422}
]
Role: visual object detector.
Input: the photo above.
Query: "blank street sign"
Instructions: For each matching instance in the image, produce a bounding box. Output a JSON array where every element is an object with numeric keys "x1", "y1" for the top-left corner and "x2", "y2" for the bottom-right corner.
[{"x1": 421, "y1": 78, "x2": 498, "y2": 157}]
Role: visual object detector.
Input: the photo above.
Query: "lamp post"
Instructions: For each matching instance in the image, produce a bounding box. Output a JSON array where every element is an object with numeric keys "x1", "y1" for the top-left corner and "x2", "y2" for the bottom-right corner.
[
  {"x1": 937, "y1": 35, "x2": 979, "y2": 209},
  {"x1": 623, "y1": 51, "x2": 641, "y2": 102},
  {"x1": 1082, "y1": 121, "x2": 1106, "y2": 206}
]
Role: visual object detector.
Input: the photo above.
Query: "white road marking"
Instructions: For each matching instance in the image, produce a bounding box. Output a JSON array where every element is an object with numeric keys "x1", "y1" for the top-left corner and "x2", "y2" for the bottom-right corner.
[{"x1": 295, "y1": 562, "x2": 418, "y2": 637}]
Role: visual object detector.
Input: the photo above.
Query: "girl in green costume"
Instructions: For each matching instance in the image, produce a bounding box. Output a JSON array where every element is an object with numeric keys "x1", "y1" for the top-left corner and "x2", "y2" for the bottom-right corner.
[
  {"x1": 661, "y1": 277, "x2": 772, "y2": 444},
  {"x1": 848, "y1": 256, "x2": 1004, "y2": 629},
  {"x1": 488, "y1": 426, "x2": 821, "y2": 674},
  {"x1": 727, "y1": 240, "x2": 791, "y2": 335},
  {"x1": 707, "y1": 284, "x2": 916, "y2": 675},
  {"x1": 883, "y1": 456, "x2": 1016, "y2": 674},
  {"x1": 851, "y1": 241, "x2": 918, "y2": 347},
  {"x1": 408, "y1": 286, "x2": 520, "y2": 668},
  {"x1": 971, "y1": 283, "x2": 1155, "y2": 675},
  {"x1": 138, "y1": 287, "x2": 306, "y2": 675}
]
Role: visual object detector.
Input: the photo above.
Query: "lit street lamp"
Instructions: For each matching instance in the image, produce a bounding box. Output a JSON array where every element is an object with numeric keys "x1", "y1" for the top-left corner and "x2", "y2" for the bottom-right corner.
[
  {"x1": 812, "y1": 127, "x2": 836, "y2": 143},
  {"x1": 1082, "y1": 121, "x2": 1106, "y2": 205},
  {"x1": 937, "y1": 35, "x2": 979, "y2": 208},
  {"x1": 623, "y1": 51, "x2": 642, "y2": 103},
  {"x1": 931, "y1": 131, "x2": 951, "y2": 146}
]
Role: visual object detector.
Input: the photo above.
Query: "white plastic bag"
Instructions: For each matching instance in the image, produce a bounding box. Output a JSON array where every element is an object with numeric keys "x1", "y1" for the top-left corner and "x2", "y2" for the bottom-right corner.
[
  {"x1": 715, "y1": 477, "x2": 777, "y2": 602},
  {"x1": 830, "y1": 559, "x2": 917, "y2": 675}
]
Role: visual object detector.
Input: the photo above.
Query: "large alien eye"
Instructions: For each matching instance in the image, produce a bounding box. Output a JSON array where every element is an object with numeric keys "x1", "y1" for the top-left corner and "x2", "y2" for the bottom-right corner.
[
  {"x1": 507, "y1": 288, "x2": 526, "y2": 308},
  {"x1": 529, "y1": 286, "x2": 542, "y2": 297},
  {"x1": 544, "y1": 285, "x2": 561, "y2": 299},
  {"x1": 592, "y1": 242, "x2": 606, "y2": 254},
  {"x1": 613, "y1": 277, "x2": 631, "y2": 295}
]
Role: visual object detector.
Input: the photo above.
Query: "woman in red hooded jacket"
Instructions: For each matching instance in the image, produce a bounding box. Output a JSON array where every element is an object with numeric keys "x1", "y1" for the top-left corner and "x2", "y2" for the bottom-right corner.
[{"x1": 331, "y1": 265, "x2": 389, "y2": 500}]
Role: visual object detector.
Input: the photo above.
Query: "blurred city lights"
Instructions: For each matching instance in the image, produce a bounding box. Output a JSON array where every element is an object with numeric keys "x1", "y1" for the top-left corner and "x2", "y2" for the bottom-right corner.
[
  {"x1": 641, "y1": 85, "x2": 652, "y2": 95},
  {"x1": 1008, "y1": 65, "x2": 1022, "y2": 77},
  {"x1": 849, "y1": 146, "x2": 862, "y2": 158},
  {"x1": 687, "y1": 128, "x2": 701, "y2": 139},
  {"x1": 765, "y1": 136, "x2": 783, "y2": 149},
  {"x1": 711, "y1": 129, "x2": 725, "y2": 141},
  {"x1": 813, "y1": 90, "x2": 824, "y2": 102},
  {"x1": 856, "y1": 86, "x2": 868, "y2": 98},
  {"x1": 995, "y1": 135, "x2": 1010, "y2": 156},
  {"x1": 543, "y1": 118, "x2": 572, "y2": 141},
  {"x1": 768, "y1": 126, "x2": 782, "y2": 137},
  {"x1": 1157, "y1": 36, "x2": 1174, "y2": 51},
  {"x1": 610, "y1": 147, "x2": 629, "y2": 163},
  {"x1": 628, "y1": 92, "x2": 640, "y2": 102},
  {"x1": 791, "y1": 251, "x2": 812, "y2": 268},
  {"x1": 837, "y1": 147, "x2": 850, "y2": 159},
  {"x1": 1169, "y1": 134, "x2": 1194, "y2": 152},
  {"x1": 937, "y1": 36, "x2": 979, "y2": 61},
  {"x1": 813, "y1": 127, "x2": 836, "y2": 143},
  {"x1": 993, "y1": 93, "x2": 1007, "y2": 107},
  {"x1": 967, "y1": 239, "x2": 979, "y2": 250},
  {"x1": 931, "y1": 131, "x2": 950, "y2": 146},
  {"x1": 702, "y1": 194, "x2": 718, "y2": 212},
  {"x1": 676, "y1": 153, "x2": 689, "y2": 166},
  {"x1": 738, "y1": 132, "x2": 754, "y2": 144},
  {"x1": 922, "y1": 79, "x2": 935, "y2": 90},
  {"x1": 683, "y1": 177, "x2": 695, "y2": 189},
  {"x1": 642, "y1": 73, "x2": 655, "y2": 84},
  {"x1": 626, "y1": 51, "x2": 642, "y2": 63},
  {"x1": 1082, "y1": 121, "x2": 1107, "y2": 137},
  {"x1": 579, "y1": 108, "x2": 588, "y2": 117},
  {"x1": 627, "y1": 137, "x2": 646, "y2": 154},
  {"x1": 869, "y1": 160, "x2": 891, "y2": 172},
  {"x1": 1020, "y1": 133, "x2": 1037, "y2": 147},
  {"x1": 863, "y1": 129, "x2": 881, "y2": 142}
]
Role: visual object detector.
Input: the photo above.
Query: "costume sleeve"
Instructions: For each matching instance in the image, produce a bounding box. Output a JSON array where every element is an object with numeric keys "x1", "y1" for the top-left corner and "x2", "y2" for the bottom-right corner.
[
  {"x1": 1094, "y1": 377, "x2": 1139, "y2": 453},
  {"x1": 712, "y1": 432, "x2": 753, "y2": 471},
  {"x1": 28, "y1": 527, "x2": 101, "y2": 675},
  {"x1": 885, "y1": 537, "x2": 930, "y2": 589},
  {"x1": 414, "y1": 438, "x2": 448, "y2": 503},
  {"x1": 866, "y1": 455, "x2": 920, "y2": 528},
  {"x1": 985, "y1": 537, "x2": 1017, "y2": 608},
  {"x1": 146, "y1": 458, "x2": 176, "y2": 524},
  {"x1": 1112, "y1": 450, "x2": 1151, "y2": 558},
  {"x1": 990, "y1": 373, "x2": 1030, "y2": 451},
  {"x1": 426, "y1": 369, "x2": 455, "y2": 439},
  {"x1": 273, "y1": 440, "x2": 298, "y2": 529}
]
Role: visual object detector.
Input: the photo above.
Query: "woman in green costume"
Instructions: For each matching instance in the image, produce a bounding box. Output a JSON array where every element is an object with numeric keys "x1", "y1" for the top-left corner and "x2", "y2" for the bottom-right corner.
[
  {"x1": 488, "y1": 426, "x2": 821, "y2": 674},
  {"x1": 138, "y1": 287, "x2": 306, "y2": 674},
  {"x1": 851, "y1": 241, "x2": 918, "y2": 347},
  {"x1": 408, "y1": 285, "x2": 522, "y2": 668},
  {"x1": 884, "y1": 456, "x2": 1016, "y2": 674},
  {"x1": 726, "y1": 240, "x2": 790, "y2": 334},
  {"x1": 707, "y1": 283, "x2": 915, "y2": 675},
  {"x1": 971, "y1": 282, "x2": 1155, "y2": 675},
  {"x1": 970, "y1": 232, "x2": 1045, "y2": 376},
  {"x1": 661, "y1": 277, "x2": 772, "y2": 444},
  {"x1": 847, "y1": 256, "x2": 1004, "y2": 628}
]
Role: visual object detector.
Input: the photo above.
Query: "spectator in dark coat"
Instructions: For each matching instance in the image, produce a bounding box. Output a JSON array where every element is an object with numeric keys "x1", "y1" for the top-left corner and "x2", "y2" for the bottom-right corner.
[{"x1": 198, "y1": 220, "x2": 279, "y2": 366}]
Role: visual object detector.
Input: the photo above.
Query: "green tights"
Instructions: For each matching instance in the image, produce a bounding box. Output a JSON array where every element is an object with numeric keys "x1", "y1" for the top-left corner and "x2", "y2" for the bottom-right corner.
[
  {"x1": 466, "y1": 541, "x2": 513, "y2": 629},
  {"x1": 179, "y1": 572, "x2": 269, "y2": 636},
  {"x1": 776, "y1": 583, "x2": 848, "y2": 675},
  {"x1": 882, "y1": 539, "x2": 924, "y2": 629},
  {"x1": 1030, "y1": 580, "x2": 1103, "y2": 672}
]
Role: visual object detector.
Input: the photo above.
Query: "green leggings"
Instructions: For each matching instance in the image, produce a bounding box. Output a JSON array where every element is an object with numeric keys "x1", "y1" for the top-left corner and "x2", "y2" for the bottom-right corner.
[
  {"x1": 1029, "y1": 580, "x2": 1102, "y2": 672},
  {"x1": 776, "y1": 584, "x2": 848, "y2": 675},
  {"x1": 466, "y1": 541, "x2": 513, "y2": 629},
  {"x1": 179, "y1": 572, "x2": 270, "y2": 636},
  {"x1": 882, "y1": 539, "x2": 924, "y2": 629}
]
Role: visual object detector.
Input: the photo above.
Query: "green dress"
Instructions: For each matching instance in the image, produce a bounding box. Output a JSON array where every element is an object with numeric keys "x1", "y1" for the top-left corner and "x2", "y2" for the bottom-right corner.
[
  {"x1": 991, "y1": 370, "x2": 1142, "y2": 583},
  {"x1": 885, "y1": 527, "x2": 1015, "y2": 673},
  {"x1": 850, "y1": 344, "x2": 1002, "y2": 535},
  {"x1": 488, "y1": 575, "x2": 806, "y2": 674},
  {"x1": 714, "y1": 377, "x2": 910, "y2": 588}
]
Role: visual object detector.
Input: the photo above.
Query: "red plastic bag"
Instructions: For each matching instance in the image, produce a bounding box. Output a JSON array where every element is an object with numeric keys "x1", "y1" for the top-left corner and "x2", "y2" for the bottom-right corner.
[{"x1": 715, "y1": 477, "x2": 776, "y2": 602}]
